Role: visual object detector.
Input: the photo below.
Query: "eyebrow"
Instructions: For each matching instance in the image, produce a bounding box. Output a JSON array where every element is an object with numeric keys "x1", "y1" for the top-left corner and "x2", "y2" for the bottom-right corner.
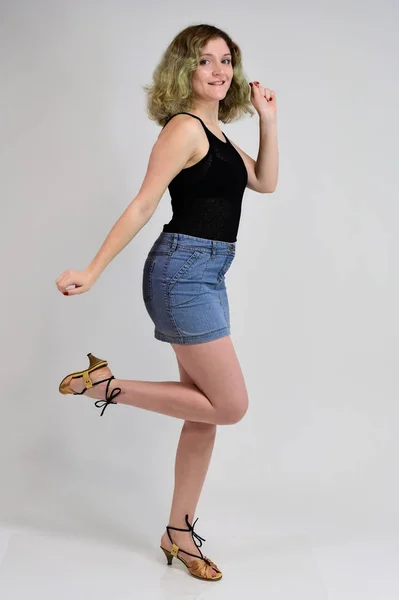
[{"x1": 200, "y1": 52, "x2": 232, "y2": 57}]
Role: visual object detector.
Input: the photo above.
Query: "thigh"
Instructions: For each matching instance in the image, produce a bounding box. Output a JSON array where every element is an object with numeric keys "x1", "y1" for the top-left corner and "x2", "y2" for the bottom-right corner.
[
  {"x1": 171, "y1": 335, "x2": 249, "y2": 423},
  {"x1": 176, "y1": 357, "x2": 195, "y2": 386}
]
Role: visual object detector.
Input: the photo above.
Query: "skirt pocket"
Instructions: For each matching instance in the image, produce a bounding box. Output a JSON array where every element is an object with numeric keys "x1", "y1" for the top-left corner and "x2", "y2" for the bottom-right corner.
[{"x1": 167, "y1": 249, "x2": 208, "y2": 308}]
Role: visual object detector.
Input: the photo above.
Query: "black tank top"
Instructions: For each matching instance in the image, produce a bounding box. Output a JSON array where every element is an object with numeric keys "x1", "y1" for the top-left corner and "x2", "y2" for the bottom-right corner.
[{"x1": 161, "y1": 112, "x2": 248, "y2": 242}]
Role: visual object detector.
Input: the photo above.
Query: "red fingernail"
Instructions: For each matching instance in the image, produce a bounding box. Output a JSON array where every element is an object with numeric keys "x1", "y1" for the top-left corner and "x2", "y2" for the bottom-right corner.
[{"x1": 63, "y1": 291, "x2": 68, "y2": 295}]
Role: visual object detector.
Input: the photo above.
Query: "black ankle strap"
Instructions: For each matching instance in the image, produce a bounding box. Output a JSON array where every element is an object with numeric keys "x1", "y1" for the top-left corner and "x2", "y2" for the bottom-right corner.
[
  {"x1": 77, "y1": 375, "x2": 121, "y2": 416},
  {"x1": 166, "y1": 514, "x2": 209, "y2": 563}
]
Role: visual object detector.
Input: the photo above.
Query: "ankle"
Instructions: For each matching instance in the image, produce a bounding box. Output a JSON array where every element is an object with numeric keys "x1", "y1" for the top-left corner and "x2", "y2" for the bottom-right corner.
[{"x1": 167, "y1": 513, "x2": 194, "y2": 530}]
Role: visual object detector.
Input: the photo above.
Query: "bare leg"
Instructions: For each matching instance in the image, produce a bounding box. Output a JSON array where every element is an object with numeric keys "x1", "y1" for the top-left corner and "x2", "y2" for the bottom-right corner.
[
  {"x1": 160, "y1": 358, "x2": 218, "y2": 576},
  {"x1": 69, "y1": 366, "x2": 218, "y2": 423},
  {"x1": 65, "y1": 337, "x2": 248, "y2": 578},
  {"x1": 68, "y1": 336, "x2": 248, "y2": 426}
]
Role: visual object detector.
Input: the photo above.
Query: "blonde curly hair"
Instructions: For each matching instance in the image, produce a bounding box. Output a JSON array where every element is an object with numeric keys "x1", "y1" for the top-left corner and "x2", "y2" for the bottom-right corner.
[{"x1": 142, "y1": 24, "x2": 255, "y2": 127}]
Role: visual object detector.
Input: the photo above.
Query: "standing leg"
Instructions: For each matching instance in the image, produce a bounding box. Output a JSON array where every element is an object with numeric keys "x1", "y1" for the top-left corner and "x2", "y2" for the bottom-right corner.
[{"x1": 160, "y1": 358, "x2": 219, "y2": 577}]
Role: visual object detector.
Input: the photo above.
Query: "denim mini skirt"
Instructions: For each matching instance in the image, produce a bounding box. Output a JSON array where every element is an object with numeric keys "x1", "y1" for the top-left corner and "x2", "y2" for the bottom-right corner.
[{"x1": 142, "y1": 232, "x2": 236, "y2": 344}]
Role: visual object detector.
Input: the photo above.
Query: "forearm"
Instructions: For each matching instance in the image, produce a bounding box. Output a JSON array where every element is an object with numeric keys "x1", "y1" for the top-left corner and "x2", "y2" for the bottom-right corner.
[
  {"x1": 86, "y1": 200, "x2": 151, "y2": 281},
  {"x1": 255, "y1": 116, "x2": 279, "y2": 192}
]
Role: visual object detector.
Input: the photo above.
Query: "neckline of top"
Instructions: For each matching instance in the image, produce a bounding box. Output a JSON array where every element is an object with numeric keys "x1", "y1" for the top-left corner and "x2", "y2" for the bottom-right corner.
[
  {"x1": 207, "y1": 127, "x2": 229, "y2": 144},
  {"x1": 181, "y1": 112, "x2": 229, "y2": 145}
]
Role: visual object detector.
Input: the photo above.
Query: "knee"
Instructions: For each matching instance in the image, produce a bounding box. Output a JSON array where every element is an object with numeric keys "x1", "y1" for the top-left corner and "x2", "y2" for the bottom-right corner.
[
  {"x1": 216, "y1": 398, "x2": 249, "y2": 425},
  {"x1": 183, "y1": 420, "x2": 217, "y2": 434}
]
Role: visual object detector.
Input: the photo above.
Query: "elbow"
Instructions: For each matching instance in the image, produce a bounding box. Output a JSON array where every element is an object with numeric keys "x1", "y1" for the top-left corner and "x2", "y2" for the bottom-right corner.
[
  {"x1": 262, "y1": 185, "x2": 277, "y2": 194},
  {"x1": 258, "y1": 179, "x2": 277, "y2": 194},
  {"x1": 267, "y1": 180, "x2": 278, "y2": 193}
]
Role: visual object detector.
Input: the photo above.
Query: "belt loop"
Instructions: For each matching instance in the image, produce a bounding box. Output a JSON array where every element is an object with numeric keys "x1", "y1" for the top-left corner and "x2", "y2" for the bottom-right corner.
[
  {"x1": 170, "y1": 233, "x2": 178, "y2": 254},
  {"x1": 211, "y1": 240, "x2": 216, "y2": 258}
]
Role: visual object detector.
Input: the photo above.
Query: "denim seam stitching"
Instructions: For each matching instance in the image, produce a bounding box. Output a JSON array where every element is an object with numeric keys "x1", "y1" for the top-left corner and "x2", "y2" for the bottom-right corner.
[
  {"x1": 218, "y1": 288, "x2": 229, "y2": 328},
  {"x1": 143, "y1": 259, "x2": 156, "y2": 303},
  {"x1": 163, "y1": 251, "x2": 183, "y2": 343},
  {"x1": 168, "y1": 251, "x2": 202, "y2": 293}
]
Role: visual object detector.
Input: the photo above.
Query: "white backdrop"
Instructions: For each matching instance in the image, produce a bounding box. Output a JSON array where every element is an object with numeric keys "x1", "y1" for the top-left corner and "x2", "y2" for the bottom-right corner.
[{"x1": 1, "y1": 0, "x2": 398, "y2": 575}]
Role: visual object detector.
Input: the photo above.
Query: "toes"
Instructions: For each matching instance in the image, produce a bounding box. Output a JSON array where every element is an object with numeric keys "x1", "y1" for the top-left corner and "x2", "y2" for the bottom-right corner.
[{"x1": 69, "y1": 376, "x2": 83, "y2": 394}]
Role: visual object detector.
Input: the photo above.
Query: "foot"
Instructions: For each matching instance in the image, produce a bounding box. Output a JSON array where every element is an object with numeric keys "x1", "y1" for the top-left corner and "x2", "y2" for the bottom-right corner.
[
  {"x1": 68, "y1": 366, "x2": 117, "y2": 400},
  {"x1": 160, "y1": 531, "x2": 219, "y2": 578}
]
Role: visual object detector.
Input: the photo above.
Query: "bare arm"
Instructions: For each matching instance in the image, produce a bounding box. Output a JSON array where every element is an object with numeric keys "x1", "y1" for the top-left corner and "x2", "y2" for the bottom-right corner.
[
  {"x1": 86, "y1": 199, "x2": 151, "y2": 282},
  {"x1": 229, "y1": 116, "x2": 278, "y2": 194},
  {"x1": 255, "y1": 115, "x2": 278, "y2": 193},
  {"x1": 87, "y1": 116, "x2": 199, "y2": 282},
  {"x1": 55, "y1": 115, "x2": 200, "y2": 295}
]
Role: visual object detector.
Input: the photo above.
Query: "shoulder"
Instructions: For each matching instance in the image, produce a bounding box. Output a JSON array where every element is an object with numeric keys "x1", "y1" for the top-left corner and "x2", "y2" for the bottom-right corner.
[
  {"x1": 157, "y1": 114, "x2": 205, "y2": 158},
  {"x1": 160, "y1": 113, "x2": 202, "y2": 137}
]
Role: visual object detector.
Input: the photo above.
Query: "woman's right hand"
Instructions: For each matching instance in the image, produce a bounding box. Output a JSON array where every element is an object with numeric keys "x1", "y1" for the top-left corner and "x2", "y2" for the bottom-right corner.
[{"x1": 55, "y1": 268, "x2": 97, "y2": 296}]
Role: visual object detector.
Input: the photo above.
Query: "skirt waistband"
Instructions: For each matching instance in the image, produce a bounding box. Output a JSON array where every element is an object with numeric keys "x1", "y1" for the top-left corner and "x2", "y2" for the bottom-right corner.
[{"x1": 154, "y1": 231, "x2": 236, "y2": 255}]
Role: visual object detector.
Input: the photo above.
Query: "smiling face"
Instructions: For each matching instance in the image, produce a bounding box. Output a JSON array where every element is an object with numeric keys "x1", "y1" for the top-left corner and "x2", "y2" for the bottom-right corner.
[{"x1": 191, "y1": 37, "x2": 233, "y2": 105}]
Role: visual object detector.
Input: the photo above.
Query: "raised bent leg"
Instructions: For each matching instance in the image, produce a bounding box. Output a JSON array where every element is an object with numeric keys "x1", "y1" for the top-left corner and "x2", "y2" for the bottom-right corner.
[{"x1": 69, "y1": 336, "x2": 249, "y2": 425}]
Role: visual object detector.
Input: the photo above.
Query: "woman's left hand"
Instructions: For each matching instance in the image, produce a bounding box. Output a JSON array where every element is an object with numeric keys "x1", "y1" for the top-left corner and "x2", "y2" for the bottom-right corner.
[{"x1": 249, "y1": 81, "x2": 277, "y2": 121}]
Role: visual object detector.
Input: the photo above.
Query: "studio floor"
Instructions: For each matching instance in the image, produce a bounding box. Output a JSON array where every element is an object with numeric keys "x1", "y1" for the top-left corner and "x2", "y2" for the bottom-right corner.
[{"x1": 0, "y1": 523, "x2": 397, "y2": 599}]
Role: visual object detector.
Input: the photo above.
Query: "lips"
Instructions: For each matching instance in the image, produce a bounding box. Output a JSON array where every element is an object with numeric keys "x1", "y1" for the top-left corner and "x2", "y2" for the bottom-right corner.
[{"x1": 209, "y1": 81, "x2": 225, "y2": 85}]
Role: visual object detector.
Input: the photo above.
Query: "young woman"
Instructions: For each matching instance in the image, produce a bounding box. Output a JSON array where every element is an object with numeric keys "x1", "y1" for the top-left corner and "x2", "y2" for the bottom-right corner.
[{"x1": 56, "y1": 24, "x2": 278, "y2": 581}]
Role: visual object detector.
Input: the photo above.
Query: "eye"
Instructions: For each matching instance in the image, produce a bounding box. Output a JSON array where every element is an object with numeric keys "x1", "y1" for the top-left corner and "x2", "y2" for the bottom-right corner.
[{"x1": 199, "y1": 59, "x2": 232, "y2": 65}]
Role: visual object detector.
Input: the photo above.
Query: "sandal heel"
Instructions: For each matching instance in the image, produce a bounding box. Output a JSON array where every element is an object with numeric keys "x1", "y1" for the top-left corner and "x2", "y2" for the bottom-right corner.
[
  {"x1": 58, "y1": 352, "x2": 121, "y2": 416},
  {"x1": 160, "y1": 546, "x2": 174, "y2": 565}
]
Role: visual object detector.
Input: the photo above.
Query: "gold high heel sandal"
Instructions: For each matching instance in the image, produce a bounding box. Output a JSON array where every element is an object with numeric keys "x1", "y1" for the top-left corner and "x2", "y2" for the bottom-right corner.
[
  {"x1": 58, "y1": 352, "x2": 121, "y2": 416},
  {"x1": 160, "y1": 514, "x2": 222, "y2": 581}
]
